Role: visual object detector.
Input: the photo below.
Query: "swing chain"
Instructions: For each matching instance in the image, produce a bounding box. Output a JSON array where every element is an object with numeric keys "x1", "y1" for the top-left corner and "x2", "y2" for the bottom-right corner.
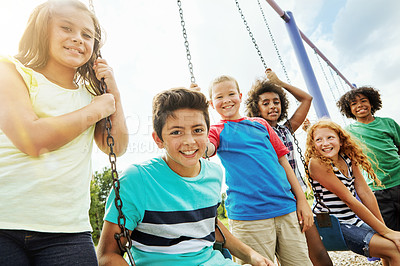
[
  {"x1": 177, "y1": 0, "x2": 196, "y2": 84},
  {"x1": 286, "y1": 120, "x2": 331, "y2": 213},
  {"x1": 256, "y1": 0, "x2": 291, "y2": 84},
  {"x1": 88, "y1": 0, "x2": 95, "y2": 13},
  {"x1": 101, "y1": 79, "x2": 136, "y2": 266},
  {"x1": 234, "y1": 0, "x2": 268, "y2": 70}
]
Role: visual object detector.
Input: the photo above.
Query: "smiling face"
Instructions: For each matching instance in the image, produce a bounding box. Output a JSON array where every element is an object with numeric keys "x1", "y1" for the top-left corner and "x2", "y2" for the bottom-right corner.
[
  {"x1": 210, "y1": 80, "x2": 242, "y2": 120},
  {"x1": 350, "y1": 93, "x2": 373, "y2": 122},
  {"x1": 47, "y1": 5, "x2": 95, "y2": 71},
  {"x1": 257, "y1": 92, "x2": 281, "y2": 126},
  {"x1": 313, "y1": 127, "x2": 342, "y2": 161},
  {"x1": 153, "y1": 108, "x2": 208, "y2": 177}
]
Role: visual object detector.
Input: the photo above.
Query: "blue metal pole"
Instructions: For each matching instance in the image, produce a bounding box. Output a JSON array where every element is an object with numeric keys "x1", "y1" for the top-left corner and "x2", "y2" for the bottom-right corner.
[{"x1": 284, "y1": 11, "x2": 330, "y2": 118}]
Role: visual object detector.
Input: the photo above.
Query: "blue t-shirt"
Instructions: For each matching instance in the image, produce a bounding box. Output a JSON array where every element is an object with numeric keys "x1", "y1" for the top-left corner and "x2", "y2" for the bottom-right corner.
[
  {"x1": 104, "y1": 157, "x2": 238, "y2": 266},
  {"x1": 209, "y1": 117, "x2": 296, "y2": 221}
]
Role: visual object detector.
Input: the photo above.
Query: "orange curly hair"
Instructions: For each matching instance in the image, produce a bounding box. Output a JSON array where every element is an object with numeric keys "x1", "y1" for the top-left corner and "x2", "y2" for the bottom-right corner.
[{"x1": 304, "y1": 119, "x2": 382, "y2": 188}]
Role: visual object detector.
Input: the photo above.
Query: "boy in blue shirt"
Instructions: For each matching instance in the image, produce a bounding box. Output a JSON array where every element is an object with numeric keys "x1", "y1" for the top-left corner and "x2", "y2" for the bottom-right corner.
[
  {"x1": 97, "y1": 88, "x2": 274, "y2": 265},
  {"x1": 204, "y1": 76, "x2": 313, "y2": 265}
]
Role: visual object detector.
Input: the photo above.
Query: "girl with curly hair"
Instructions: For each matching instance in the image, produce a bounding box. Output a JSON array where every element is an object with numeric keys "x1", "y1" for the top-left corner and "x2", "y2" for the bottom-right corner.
[
  {"x1": 245, "y1": 69, "x2": 312, "y2": 191},
  {"x1": 305, "y1": 119, "x2": 400, "y2": 265}
]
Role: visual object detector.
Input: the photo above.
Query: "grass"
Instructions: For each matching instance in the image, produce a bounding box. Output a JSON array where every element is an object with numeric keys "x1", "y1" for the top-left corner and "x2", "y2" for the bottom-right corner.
[{"x1": 220, "y1": 217, "x2": 229, "y2": 229}]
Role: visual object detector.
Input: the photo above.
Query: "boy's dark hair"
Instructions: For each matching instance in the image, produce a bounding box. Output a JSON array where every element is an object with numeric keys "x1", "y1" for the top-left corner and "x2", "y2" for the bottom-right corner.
[
  {"x1": 153, "y1": 88, "x2": 210, "y2": 140},
  {"x1": 245, "y1": 78, "x2": 289, "y2": 122},
  {"x1": 336, "y1": 86, "x2": 382, "y2": 119}
]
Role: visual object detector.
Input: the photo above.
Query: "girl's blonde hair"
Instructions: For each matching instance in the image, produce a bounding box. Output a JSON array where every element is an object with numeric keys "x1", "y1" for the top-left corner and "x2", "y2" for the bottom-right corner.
[
  {"x1": 304, "y1": 119, "x2": 382, "y2": 187},
  {"x1": 15, "y1": 0, "x2": 104, "y2": 95}
]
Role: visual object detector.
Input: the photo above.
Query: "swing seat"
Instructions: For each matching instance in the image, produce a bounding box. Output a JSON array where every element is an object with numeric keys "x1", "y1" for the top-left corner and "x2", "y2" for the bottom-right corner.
[
  {"x1": 214, "y1": 242, "x2": 233, "y2": 259},
  {"x1": 314, "y1": 212, "x2": 348, "y2": 251}
]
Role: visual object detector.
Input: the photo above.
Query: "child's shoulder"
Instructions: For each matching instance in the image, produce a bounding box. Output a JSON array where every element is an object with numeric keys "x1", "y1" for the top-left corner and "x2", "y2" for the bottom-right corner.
[
  {"x1": 0, "y1": 55, "x2": 38, "y2": 88},
  {"x1": 308, "y1": 157, "x2": 328, "y2": 172},
  {"x1": 122, "y1": 157, "x2": 163, "y2": 179},
  {"x1": 377, "y1": 116, "x2": 398, "y2": 124},
  {"x1": 201, "y1": 158, "x2": 223, "y2": 172}
]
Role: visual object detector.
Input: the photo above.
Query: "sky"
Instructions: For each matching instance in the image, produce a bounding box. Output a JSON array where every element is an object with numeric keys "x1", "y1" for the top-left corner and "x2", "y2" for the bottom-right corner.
[{"x1": 1, "y1": 0, "x2": 399, "y2": 172}]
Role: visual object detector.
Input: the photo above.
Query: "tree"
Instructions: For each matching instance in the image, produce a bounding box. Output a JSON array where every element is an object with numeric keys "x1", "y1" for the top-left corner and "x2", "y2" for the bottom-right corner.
[
  {"x1": 89, "y1": 167, "x2": 113, "y2": 245},
  {"x1": 217, "y1": 192, "x2": 227, "y2": 219}
]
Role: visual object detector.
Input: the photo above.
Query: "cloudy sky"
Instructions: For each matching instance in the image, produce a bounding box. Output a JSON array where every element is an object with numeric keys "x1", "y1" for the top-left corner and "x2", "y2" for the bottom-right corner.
[{"x1": 1, "y1": 0, "x2": 399, "y2": 172}]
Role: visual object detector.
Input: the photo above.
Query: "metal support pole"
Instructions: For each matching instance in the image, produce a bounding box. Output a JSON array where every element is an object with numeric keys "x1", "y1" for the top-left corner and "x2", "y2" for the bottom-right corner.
[{"x1": 284, "y1": 11, "x2": 330, "y2": 118}]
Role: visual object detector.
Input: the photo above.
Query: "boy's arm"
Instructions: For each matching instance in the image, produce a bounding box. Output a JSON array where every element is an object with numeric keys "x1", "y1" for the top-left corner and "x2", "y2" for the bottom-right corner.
[
  {"x1": 216, "y1": 219, "x2": 275, "y2": 266},
  {"x1": 278, "y1": 156, "x2": 313, "y2": 232},
  {"x1": 97, "y1": 221, "x2": 130, "y2": 266}
]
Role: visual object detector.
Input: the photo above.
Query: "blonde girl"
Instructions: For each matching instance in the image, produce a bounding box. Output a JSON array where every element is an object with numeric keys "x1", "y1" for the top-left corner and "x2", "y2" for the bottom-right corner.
[
  {"x1": 0, "y1": 0, "x2": 128, "y2": 265},
  {"x1": 305, "y1": 120, "x2": 400, "y2": 266}
]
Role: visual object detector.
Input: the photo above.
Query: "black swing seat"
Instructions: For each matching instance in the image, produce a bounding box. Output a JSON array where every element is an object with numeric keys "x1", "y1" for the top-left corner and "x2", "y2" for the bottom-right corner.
[
  {"x1": 214, "y1": 222, "x2": 233, "y2": 259},
  {"x1": 314, "y1": 212, "x2": 348, "y2": 251}
]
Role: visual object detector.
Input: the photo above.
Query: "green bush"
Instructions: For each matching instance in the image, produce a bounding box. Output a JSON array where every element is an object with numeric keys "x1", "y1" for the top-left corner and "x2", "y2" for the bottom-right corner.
[{"x1": 89, "y1": 167, "x2": 113, "y2": 245}]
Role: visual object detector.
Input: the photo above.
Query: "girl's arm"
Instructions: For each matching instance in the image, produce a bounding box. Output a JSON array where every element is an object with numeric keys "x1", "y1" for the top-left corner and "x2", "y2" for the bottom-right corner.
[
  {"x1": 266, "y1": 70, "x2": 312, "y2": 132},
  {"x1": 353, "y1": 165, "x2": 385, "y2": 223},
  {"x1": 93, "y1": 59, "x2": 129, "y2": 157},
  {"x1": 0, "y1": 61, "x2": 116, "y2": 157},
  {"x1": 216, "y1": 219, "x2": 275, "y2": 266},
  {"x1": 278, "y1": 156, "x2": 313, "y2": 232},
  {"x1": 309, "y1": 158, "x2": 390, "y2": 236},
  {"x1": 97, "y1": 221, "x2": 130, "y2": 266}
]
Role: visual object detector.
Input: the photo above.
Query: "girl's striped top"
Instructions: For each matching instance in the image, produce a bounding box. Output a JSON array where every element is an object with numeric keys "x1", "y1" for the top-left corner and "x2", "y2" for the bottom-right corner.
[{"x1": 312, "y1": 153, "x2": 363, "y2": 226}]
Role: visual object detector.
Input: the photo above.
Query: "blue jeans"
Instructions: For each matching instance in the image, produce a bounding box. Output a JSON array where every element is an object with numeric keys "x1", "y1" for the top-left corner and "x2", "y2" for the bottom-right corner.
[
  {"x1": 0, "y1": 229, "x2": 97, "y2": 266},
  {"x1": 340, "y1": 222, "x2": 376, "y2": 257}
]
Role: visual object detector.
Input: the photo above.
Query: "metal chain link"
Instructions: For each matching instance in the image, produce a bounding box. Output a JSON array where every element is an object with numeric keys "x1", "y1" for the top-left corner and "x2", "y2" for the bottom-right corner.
[
  {"x1": 286, "y1": 120, "x2": 330, "y2": 213},
  {"x1": 88, "y1": 0, "x2": 95, "y2": 13},
  {"x1": 328, "y1": 67, "x2": 341, "y2": 96},
  {"x1": 314, "y1": 49, "x2": 336, "y2": 102},
  {"x1": 177, "y1": 0, "x2": 196, "y2": 84},
  {"x1": 337, "y1": 72, "x2": 349, "y2": 95},
  {"x1": 314, "y1": 49, "x2": 349, "y2": 124},
  {"x1": 234, "y1": 0, "x2": 268, "y2": 70},
  {"x1": 256, "y1": 0, "x2": 290, "y2": 84},
  {"x1": 101, "y1": 79, "x2": 136, "y2": 266}
]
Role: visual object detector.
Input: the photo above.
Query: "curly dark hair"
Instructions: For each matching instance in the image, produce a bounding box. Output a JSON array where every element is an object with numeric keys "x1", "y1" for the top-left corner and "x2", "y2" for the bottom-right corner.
[
  {"x1": 336, "y1": 86, "x2": 382, "y2": 119},
  {"x1": 245, "y1": 78, "x2": 289, "y2": 122}
]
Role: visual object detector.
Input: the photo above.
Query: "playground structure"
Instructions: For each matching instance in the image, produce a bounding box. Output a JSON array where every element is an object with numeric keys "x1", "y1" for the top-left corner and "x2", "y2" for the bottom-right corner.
[
  {"x1": 178, "y1": 0, "x2": 354, "y2": 253},
  {"x1": 89, "y1": 0, "x2": 358, "y2": 262}
]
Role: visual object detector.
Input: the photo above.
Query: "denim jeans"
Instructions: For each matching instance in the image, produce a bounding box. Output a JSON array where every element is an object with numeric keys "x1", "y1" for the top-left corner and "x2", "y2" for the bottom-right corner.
[
  {"x1": 340, "y1": 222, "x2": 376, "y2": 257},
  {"x1": 0, "y1": 229, "x2": 97, "y2": 266}
]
